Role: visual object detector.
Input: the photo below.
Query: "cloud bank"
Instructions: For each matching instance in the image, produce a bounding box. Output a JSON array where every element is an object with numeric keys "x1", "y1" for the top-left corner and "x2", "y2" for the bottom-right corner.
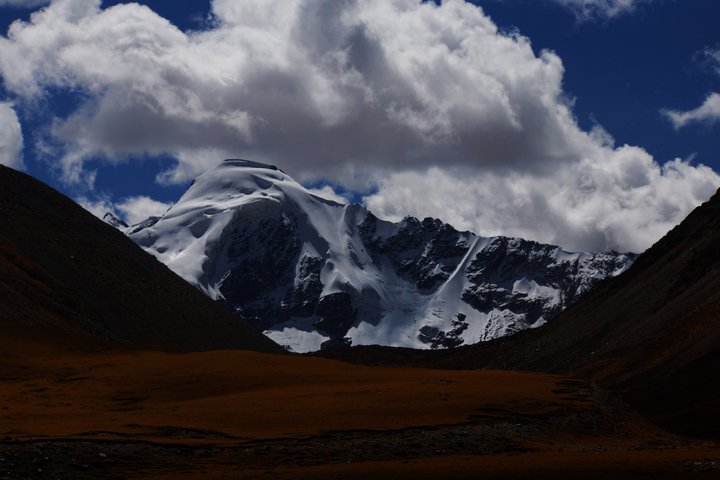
[
  {"x1": 0, "y1": 0, "x2": 717, "y2": 252},
  {"x1": 365, "y1": 153, "x2": 718, "y2": 253},
  {"x1": 1, "y1": 0, "x2": 589, "y2": 181},
  {"x1": 0, "y1": 102, "x2": 23, "y2": 170}
]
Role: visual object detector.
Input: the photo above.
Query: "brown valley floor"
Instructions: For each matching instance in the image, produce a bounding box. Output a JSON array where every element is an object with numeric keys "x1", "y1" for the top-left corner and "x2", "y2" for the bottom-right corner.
[{"x1": 1, "y1": 328, "x2": 719, "y2": 479}]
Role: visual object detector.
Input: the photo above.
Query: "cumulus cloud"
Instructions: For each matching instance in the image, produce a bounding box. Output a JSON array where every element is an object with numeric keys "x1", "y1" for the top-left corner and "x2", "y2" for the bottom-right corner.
[
  {"x1": 365, "y1": 152, "x2": 719, "y2": 253},
  {"x1": 0, "y1": 0, "x2": 717, "y2": 252},
  {"x1": 0, "y1": 0, "x2": 591, "y2": 181},
  {"x1": 0, "y1": 102, "x2": 23, "y2": 170},
  {"x1": 78, "y1": 194, "x2": 172, "y2": 225}
]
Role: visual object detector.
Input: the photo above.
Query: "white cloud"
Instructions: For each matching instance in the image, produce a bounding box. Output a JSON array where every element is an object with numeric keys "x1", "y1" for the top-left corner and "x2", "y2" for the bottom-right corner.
[
  {"x1": 0, "y1": 102, "x2": 23, "y2": 170},
  {"x1": 77, "y1": 194, "x2": 172, "y2": 225},
  {"x1": 0, "y1": 0, "x2": 49, "y2": 7},
  {"x1": 116, "y1": 196, "x2": 172, "y2": 225},
  {"x1": 0, "y1": 0, "x2": 593, "y2": 181},
  {"x1": 0, "y1": 0, "x2": 717, "y2": 252},
  {"x1": 545, "y1": 0, "x2": 654, "y2": 20},
  {"x1": 663, "y1": 50, "x2": 720, "y2": 129},
  {"x1": 365, "y1": 151, "x2": 719, "y2": 253},
  {"x1": 76, "y1": 195, "x2": 114, "y2": 220},
  {"x1": 306, "y1": 185, "x2": 349, "y2": 205},
  {"x1": 664, "y1": 93, "x2": 720, "y2": 129}
]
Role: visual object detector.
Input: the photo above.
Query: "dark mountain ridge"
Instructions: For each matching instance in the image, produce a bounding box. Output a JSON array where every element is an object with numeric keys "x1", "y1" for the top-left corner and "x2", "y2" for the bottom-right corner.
[{"x1": 0, "y1": 165, "x2": 282, "y2": 354}]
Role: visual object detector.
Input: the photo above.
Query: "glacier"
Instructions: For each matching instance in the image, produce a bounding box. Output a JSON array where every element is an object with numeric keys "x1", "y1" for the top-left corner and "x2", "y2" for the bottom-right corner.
[{"x1": 127, "y1": 160, "x2": 635, "y2": 353}]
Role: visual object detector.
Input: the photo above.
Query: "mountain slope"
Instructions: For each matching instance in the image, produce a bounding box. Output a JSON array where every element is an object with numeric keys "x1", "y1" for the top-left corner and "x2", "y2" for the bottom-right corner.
[
  {"x1": 321, "y1": 188, "x2": 720, "y2": 437},
  {"x1": 463, "y1": 186, "x2": 720, "y2": 376},
  {"x1": 130, "y1": 159, "x2": 633, "y2": 352},
  {"x1": 0, "y1": 165, "x2": 282, "y2": 354},
  {"x1": 503, "y1": 187, "x2": 720, "y2": 436},
  {"x1": 463, "y1": 187, "x2": 720, "y2": 437}
]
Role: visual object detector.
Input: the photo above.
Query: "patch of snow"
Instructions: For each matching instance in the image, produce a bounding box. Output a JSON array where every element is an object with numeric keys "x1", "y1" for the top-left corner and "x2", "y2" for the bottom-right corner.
[{"x1": 264, "y1": 318, "x2": 330, "y2": 353}]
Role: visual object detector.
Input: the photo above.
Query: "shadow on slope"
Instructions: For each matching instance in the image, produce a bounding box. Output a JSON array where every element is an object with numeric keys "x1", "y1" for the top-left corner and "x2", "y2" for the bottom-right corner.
[{"x1": 0, "y1": 165, "x2": 282, "y2": 353}]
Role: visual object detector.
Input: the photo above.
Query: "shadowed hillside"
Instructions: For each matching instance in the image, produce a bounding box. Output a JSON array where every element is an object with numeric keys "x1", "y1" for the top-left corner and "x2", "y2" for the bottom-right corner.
[
  {"x1": 317, "y1": 189, "x2": 720, "y2": 437},
  {"x1": 0, "y1": 165, "x2": 282, "y2": 353}
]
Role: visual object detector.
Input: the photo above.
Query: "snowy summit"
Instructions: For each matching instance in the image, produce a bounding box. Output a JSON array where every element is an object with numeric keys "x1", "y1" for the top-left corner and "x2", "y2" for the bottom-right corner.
[{"x1": 129, "y1": 160, "x2": 635, "y2": 352}]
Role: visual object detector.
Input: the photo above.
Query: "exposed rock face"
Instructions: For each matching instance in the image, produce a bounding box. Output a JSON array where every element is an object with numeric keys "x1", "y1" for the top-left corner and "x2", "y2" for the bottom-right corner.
[
  {"x1": 460, "y1": 236, "x2": 629, "y2": 330},
  {"x1": 130, "y1": 160, "x2": 635, "y2": 352},
  {"x1": 359, "y1": 215, "x2": 471, "y2": 293}
]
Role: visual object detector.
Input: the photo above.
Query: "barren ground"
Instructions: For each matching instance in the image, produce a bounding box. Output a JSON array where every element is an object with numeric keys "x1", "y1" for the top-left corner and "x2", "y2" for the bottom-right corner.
[{"x1": 1, "y1": 329, "x2": 719, "y2": 479}]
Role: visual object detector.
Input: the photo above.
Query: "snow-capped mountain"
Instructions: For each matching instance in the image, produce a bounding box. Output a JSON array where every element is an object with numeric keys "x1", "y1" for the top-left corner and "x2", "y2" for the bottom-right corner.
[
  {"x1": 129, "y1": 160, "x2": 635, "y2": 352},
  {"x1": 103, "y1": 212, "x2": 128, "y2": 229}
]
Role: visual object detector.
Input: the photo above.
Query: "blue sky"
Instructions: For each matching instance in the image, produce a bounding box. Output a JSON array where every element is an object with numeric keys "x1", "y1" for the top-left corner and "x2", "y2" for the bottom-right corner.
[
  {"x1": 480, "y1": 0, "x2": 720, "y2": 170},
  {"x1": 0, "y1": 0, "x2": 719, "y2": 252}
]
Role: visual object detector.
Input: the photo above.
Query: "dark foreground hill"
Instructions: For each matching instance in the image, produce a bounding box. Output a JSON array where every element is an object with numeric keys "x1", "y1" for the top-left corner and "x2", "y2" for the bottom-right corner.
[
  {"x1": 0, "y1": 165, "x2": 282, "y2": 353},
  {"x1": 317, "y1": 188, "x2": 720, "y2": 437}
]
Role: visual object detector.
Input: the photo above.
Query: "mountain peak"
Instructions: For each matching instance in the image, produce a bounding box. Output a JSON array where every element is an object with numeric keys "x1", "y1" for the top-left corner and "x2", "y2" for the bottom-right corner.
[
  {"x1": 103, "y1": 212, "x2": 128, "y2": 229},
  {"x1": 220, "y1": 159, "x2": 282, "y2": 172},
  {"x1": 130, "y1": 160, "x2": 634, "y2": 353}
]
